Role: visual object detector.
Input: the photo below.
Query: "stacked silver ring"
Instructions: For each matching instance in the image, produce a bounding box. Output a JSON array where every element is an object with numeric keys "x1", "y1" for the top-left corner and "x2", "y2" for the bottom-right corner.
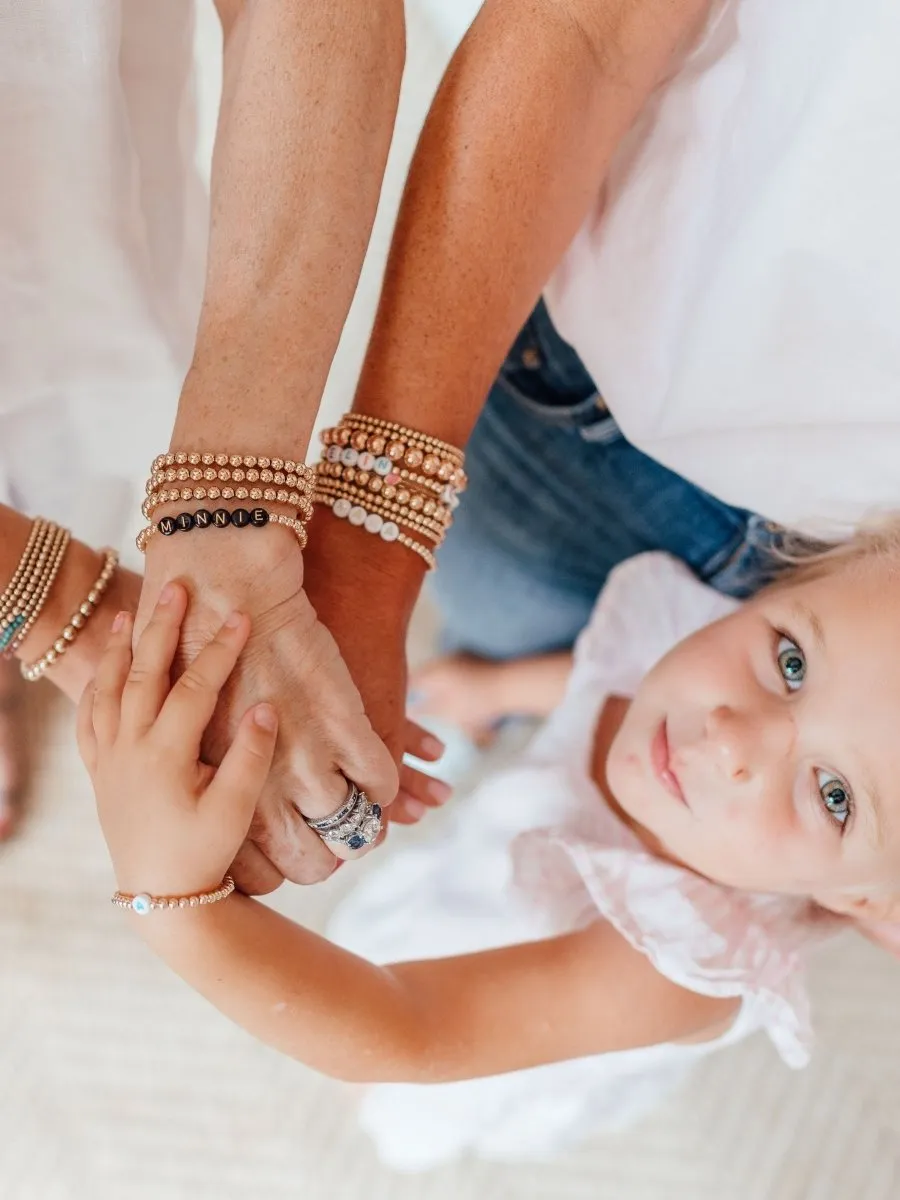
[{"x1": 303, "y1": 780, "x2": 383, "y2": 851}]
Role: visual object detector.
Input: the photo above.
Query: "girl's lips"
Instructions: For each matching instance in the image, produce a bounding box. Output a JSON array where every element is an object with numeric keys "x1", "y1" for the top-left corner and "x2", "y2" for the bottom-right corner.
[{"x1": 650, "y1": 720, "x2": 688, "y2": 807}]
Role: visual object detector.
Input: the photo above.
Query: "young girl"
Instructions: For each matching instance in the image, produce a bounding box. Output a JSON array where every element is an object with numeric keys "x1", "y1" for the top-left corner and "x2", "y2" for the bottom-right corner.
[{"x1": 79, "y1": 535, "x2": 900, "y2": 1171}]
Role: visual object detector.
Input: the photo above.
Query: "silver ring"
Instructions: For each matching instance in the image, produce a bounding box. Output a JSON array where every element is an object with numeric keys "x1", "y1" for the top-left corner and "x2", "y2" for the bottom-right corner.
[{"x1": 303, "y1": 780, "x2": 383, "y2": 851}]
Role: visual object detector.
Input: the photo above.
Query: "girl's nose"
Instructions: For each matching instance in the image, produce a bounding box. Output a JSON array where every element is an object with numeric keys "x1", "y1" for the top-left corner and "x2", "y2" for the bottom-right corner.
[{"x1": 703, "y1": 704, "x2": 793, "y2": 783}]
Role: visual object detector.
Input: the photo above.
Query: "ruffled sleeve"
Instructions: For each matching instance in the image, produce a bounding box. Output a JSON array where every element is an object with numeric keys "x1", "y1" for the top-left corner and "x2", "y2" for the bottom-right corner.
[
  {"x1": 572, "y1": 552, "x2": 741, "y2": 692},
  {"x1": 513, "y1": 825, "x2": 833, "y2": 1069}
]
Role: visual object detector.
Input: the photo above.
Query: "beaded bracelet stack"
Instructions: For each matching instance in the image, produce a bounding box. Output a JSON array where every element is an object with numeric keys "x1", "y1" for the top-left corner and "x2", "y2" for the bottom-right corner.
[
  {"x1": 20, "y1": 549, "x2": 119, "y2": 682},
  {"x1": 0, "y1": 519, "x2": 71, "y2": 657},
  {"x1": 0, "y1": 518, "x2": 119, "y2": 683},
  {"x1": 315, "y1": 414, "x2": 466, "y2": 569},
  {"x1": 138, "y1": 451, "x2": 315, "y2": 552}
]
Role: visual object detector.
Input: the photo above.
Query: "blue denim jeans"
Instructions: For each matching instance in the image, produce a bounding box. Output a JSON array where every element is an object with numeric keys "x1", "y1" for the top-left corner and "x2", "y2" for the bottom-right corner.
[{"x1": 431, "y1": 300, "x2": 781, "y2": 658}]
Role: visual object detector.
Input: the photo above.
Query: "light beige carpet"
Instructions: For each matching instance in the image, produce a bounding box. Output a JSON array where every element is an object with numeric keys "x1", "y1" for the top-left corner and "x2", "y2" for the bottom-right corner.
[
  {"x1": 3, "y1": 4, "x2": 899, "y2": 1198},
  {"x1": 2, "y1": 685, "x2": 899, "y2": 1200}
]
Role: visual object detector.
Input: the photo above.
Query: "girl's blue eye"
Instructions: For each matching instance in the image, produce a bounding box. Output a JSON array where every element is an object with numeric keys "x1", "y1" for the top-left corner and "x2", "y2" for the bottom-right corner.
[
  {"x1": 816, "y1": 769, "x2": 851, "y2": 828},
  {"x1": 777, "y1": 636, "x2": 806, "y2": 691}
]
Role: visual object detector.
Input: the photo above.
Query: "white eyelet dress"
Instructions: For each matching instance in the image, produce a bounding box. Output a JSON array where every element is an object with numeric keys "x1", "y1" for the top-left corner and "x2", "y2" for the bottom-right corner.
[{"x1": 329, "y1": 554, "x2": 835, "y2": 1171}]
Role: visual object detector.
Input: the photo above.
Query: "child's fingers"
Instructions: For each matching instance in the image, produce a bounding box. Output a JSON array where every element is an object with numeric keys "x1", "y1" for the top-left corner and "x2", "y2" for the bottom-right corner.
[
  {"x1": 155, "y1": 611, "x2": 250, "y2": 751},
  {"x1": 121, "y1": 583, "x2": 188, "y2": 733},
  {"x1": 89, "y1": 610, "x2": 134, "y2": 748},
  {"x1": 204, "y1": 703, "x2": 278, "y2": 830},
  {"x1": 76, "y1": 682, "x2": 98, "y2": 771}
]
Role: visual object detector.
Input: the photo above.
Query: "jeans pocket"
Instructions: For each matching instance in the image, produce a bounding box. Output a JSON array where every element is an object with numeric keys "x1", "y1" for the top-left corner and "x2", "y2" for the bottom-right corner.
[
  {"x1": 495, "y1": 299, "x2": 606, "y2": 431},
  {"x1": 496, "y1": 369, "x2": 615, "y2": 433}
]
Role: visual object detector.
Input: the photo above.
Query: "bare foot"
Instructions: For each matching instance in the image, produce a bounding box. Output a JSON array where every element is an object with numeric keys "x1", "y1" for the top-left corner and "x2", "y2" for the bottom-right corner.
[
  {"x1": 0, "y1": 658, "x2": 26, "y2": 839},
  {"x1": 408, "y1": 653, "x2": 511, "y2": 745}
]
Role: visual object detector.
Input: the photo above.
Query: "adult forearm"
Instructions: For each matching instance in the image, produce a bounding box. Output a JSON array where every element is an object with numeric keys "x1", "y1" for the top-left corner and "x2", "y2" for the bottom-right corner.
[
  {"x1": 355, "y1": 0, "x2": 711, "y2": 446},
  {"x1": 173, "y1": 0, "x2": 406, "y2": 453}
]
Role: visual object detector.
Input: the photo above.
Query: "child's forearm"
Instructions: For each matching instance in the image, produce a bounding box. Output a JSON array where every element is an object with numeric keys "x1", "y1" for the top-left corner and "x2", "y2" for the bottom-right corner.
[
  {"x1": 137, "y1": 896, "x2": 421, "y2": 1082},
  {"x1": 135, "y1": 897, "x2": 738, "y2": 1085},
  {"x1": 494, "y1": 651, "x2": 573, "y2": 718}
]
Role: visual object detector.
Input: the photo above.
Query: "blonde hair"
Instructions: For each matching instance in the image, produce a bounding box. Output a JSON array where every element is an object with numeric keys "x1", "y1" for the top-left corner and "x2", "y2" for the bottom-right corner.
[{"x1": 773, "y1": 514, "x2": 900, "y2": 587}]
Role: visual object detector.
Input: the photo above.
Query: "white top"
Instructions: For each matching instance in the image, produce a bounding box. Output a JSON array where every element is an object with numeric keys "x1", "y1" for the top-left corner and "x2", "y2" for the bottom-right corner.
[
  {"x1": 329, "y1": 553, "x2": 832, "y2": 1170},
  {"x1": 545, "y1": 0, "x2": 900, "y2": 535},
  {"x1": 0, "y1": 0, "x2": 207, "y2": 543}
]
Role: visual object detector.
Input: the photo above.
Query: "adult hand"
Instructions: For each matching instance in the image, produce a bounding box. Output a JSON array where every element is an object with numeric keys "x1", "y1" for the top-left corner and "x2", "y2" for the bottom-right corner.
[
  {"x1": 301, "y1": 512, "x2": 452, "y2": 826},
  {"x1": 137, "y1": 520, "x2": 405, "y2": 893}
]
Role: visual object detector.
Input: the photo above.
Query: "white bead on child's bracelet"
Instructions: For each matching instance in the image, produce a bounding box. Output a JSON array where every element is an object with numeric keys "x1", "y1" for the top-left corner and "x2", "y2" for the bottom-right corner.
[{"x1": 111, "y1": 876, "x2": 236, "y2": 914}]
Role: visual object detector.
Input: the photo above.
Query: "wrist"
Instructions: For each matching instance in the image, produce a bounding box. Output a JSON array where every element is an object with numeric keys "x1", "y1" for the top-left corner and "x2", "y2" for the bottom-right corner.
[
  {"x1": 144, "y1": 517, "x2": 305, "y2": 619},
  {"x1": 130, "y1": 890, "x2": 245, "y2": 956},
  {"x1": 13, "y1": 541, "x2": 110, "y2": 694},
  {"x1": 303, "y1": 505, "x2": 427, "y2": 631}
]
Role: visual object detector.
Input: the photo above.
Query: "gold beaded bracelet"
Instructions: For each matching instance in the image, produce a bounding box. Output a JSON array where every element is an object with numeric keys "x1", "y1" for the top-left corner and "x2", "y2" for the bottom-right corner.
[
  {"x1": 318, "y1": 459, "x2": 454, "y2": 509},
  {"x1": 145, "y1": 453, "x2": 312, "y2": 513},
  {"x1": 150, "y1": 451, "x2": 314, "y2": 480},
  {"x1": 336, "y1": 413, "x2": 464, "y2": 462},
  {"x1": 147, "y1": 468, "x2": 312, "y2": 497},
  {"x1": 321, "y1": 436, "x2": 466, "y2": 491},
  {"x1": 313, "y1": 481, "x2": 446, "y2": 542},
  {"x1": 313, "y1": 493, "x2": 437, "y2": 571},
  {"x1": 0, "y1": 519, "x2": 51, "y2": 618},
  {"x1": 144, "y1": 486, "x2": 313, "y2": 521},
  {"x1": 112, "y1": 875, "x2": 235, "y2": 915},
  {"x1": 1, "y1": 523, "x2": 71, "y2": 658},
  {"x1": 315, "y1": 466, "x2": 451, "y2": 525},
  {"x1": 20, "y1": 549, "x2": 119, "y2": 682},
  {"x1": 322, "y1": 415, "x2": 467, "y2": 487},
  {"x1": 137, "y1": 511, "x2": 308, "y2": 554},
  {"x1": 323, "y1": 429, "x2": 464, "y2": 477}
]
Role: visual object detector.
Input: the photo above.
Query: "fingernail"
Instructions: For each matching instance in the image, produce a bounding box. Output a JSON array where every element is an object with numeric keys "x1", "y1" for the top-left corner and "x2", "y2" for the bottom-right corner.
[
  {"x1": 254, "y1": 703, "x2": 277, "y2": 731},
  {"x1": 405, "y1": 799, "x2": 427, "y2": 820},
  {"x1": 159, "y1": 583, "x2": 175, "y2": 606},
  {"x1": 225, "y1": 611, "x2": 244, "y2": 629},
  {"x1": 421, "y1": 735, "x2": 445, "y2": 758},
  {"x1": 111, "y1": 611, "x2": 129, "y2": 633},
  {"x1": 428, "y1": 780, "x2": 452, "y2": 804}
]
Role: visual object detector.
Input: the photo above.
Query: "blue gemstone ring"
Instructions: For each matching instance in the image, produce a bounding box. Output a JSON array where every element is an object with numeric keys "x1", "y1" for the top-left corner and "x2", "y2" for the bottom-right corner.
[{"x1": 302, "y1": 780, "x2": 383, "y2": 853}]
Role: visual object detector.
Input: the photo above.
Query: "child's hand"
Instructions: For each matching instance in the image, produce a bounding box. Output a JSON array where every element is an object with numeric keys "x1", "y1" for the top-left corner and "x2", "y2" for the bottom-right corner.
[{"x1": 77, "y1": 583, "x2": 278, "y2": 898}]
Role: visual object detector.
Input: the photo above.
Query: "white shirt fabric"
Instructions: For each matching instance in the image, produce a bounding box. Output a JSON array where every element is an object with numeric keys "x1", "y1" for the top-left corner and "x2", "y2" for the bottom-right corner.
[
  {"x1": 0, "y1": 0, "x2": 208, "y2": 546},
  {"x1": 545, "y1": 0, "x2": 900, "y2": 535},
  {"x1": 328, "y1": 554, "x2": 830, "y2": 1171}
]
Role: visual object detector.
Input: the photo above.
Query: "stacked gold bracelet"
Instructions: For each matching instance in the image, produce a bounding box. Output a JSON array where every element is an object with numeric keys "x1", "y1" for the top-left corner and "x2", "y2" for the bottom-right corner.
[
  {"x1": 314, "y1": 414, "x2": 466, "y2": 570},
  {"x1": 0, "y1": 519, "x2": 71, "y2": 658},
  {"x1": 20, "y1": 549, "x2": 119, "y2": 682},
  {"x1": 138, "y1": 451, "x2": 315, "y2": 552}
]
